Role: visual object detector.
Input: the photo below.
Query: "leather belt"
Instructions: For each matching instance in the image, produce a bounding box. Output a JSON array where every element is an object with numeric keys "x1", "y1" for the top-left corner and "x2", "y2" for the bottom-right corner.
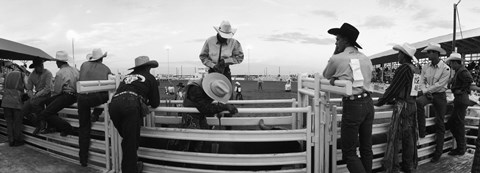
[
  {"x1": 343, "y1": 92, "x2": 371, "y2": 101},
  {"x1": 113, "y1": 91, "x2": 144, "y2": 101}
]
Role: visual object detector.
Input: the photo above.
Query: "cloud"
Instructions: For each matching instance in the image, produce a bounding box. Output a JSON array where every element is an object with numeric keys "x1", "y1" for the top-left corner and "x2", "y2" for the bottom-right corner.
[
  {"x1": 262, "y1": 32, "x2": 334, "y2": 45},
  {"x1": 377, "y1": 0, "x2": 408, "y2": 8},
  {"x1": 360, "y1": 16, "x2": 395, "y2": 29},
  {"x1": 423, "y1": 20, "x2": 451, "y2": 29},
  {"x1": 189, "y1": 38, "x2": 207, "y2": 43},
  {"x1": 411, "y1": 8, "x2": 434, "y2": 20},
  {"x1": 470, "y1": 7, "x2": 480, "y2": 13},
  {"x1": 311, "y1": 10, "x2": 337, "y2": 19}
]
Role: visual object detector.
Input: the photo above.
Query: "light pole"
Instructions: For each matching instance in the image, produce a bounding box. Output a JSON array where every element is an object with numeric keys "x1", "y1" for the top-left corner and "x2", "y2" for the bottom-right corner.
[
  {"x1": 246, "y1": 45, "x2": 252, "y2": 79},
  {"x1": 452, "y1": 0, "x2": 462, "y2": 51},
  {"x1": 165, "y1": 46, "x2": 171, "y2": 79},
  {"x1": 66, "y1": 30, "x2": 78, "y2": 67}
]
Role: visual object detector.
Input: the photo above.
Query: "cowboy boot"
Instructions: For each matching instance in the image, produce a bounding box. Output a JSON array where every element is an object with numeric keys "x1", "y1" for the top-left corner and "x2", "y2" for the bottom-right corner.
[{"x1": 33, "y1": 120, "x2": 46, "y2": 135}]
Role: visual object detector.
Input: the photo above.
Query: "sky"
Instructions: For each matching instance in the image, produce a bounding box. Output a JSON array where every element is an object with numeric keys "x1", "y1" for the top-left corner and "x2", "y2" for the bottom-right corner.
[{"x1": 1, "y1": 0, "x2": 479, "y2": 76}]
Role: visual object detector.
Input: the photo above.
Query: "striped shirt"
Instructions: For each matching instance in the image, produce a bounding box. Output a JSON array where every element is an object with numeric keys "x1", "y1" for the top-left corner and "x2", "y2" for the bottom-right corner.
[{"x1": 376, "y1": 64, "x2": 414, "y2": 106}]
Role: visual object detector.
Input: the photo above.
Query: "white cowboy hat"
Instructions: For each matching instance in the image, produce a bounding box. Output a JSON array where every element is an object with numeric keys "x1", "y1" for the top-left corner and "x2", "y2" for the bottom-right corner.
[
  {"x1": 85, "y1": 53, "x2": 92, "y2": 61},
  {"x1": 393, "y1": 43, "x2": 418, "y2": 63},
  {"x1": 89, "y1": 48, "x2": 107, "y2": 62},
  {"x1": 128, "y1": 56, "x2": 159, "y2": 70},
  {"x1": 54, "y1": 51, "x2": 70, "y2": 62},
  {"x1": 213, "y1": 21, "x2": 237, "y2": 39},
  {"x1": 421, "y1": 42, "x2": 446, "y2": 55},
  {"x1": 235, "y1": 81, "x2": 240, "y2": 85},
  {"x1": 445, "y1": 52, "x2": 464, "y2": 64},
  {"x1": 202, "y1": 73, "x2": 232, "y2": 104}
]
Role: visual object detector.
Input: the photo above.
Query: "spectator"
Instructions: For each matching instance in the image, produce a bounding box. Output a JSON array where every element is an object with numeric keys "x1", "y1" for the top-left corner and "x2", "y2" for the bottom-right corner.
[
  {"x1": 416, "y1": 43, "x2": 449, "y2": 163},
  {"x1": 234, "y1": 81, "x2": 243, "y2": 100},
  {"x1": 322, "y1": 23, "x2": 374, "y2": 173},
  {"x1": 199, "y1": 20, "x2": 244, "y2": 81},
  {"x1": 109, "y1": 56, "x2": 160, "y2": 173},
  {"x1": 375, "y1": 43, "x2": 419, "y2": 173},
  {"x1": 2, "y1": 65, "x2": 28, "y2": 147},
  {"x1": 33, "y1": 51, "x2": 78, "y2": 136},
  {"x1": 77, "y1": 48, "x2": 112, "y2": 167},
  {"x1": 22, "y1": 59, "x2": 52, "y2": 126}
]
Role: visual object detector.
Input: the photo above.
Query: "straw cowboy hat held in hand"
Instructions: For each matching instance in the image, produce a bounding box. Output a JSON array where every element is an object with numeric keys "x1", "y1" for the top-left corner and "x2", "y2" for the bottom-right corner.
[
  {"x1": 421, "y1": 42, "x2": 446, "y2": 55},
  {"x1": 328, "y1": 23, "x2": 362, "y2": 49},
  {"x1": 393, "y1": 43, "x2": 418, "y2": 63},
  {"x1": 214, "y1": 21, "x2": 237, "y2": 39},
  {"x1": 87, "y1": 48, "x2": 108, "y2": 62},
  {"x1": 445, "y1": 52, "x2": 464, "y2": 64},
  {"x1": 128, "y1": 56, "x2": 159, "y2": 70},
  {"x1": 54, "y1": 51, "x2": 70, "y2": 62},
  {"x1": 202, "y1": 73, "x2": 232, "y2": 104}
]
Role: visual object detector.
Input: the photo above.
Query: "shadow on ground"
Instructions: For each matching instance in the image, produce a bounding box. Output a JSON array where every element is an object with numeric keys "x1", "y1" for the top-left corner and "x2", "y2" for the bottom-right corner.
[{"x1": 0, "y1": 137, "x2": 102, "y2": 173}]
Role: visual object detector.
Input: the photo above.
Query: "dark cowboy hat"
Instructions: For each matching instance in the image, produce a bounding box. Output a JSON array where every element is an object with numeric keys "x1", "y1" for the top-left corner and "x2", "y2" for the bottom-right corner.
[
  {"x1": 328, "y1": 23, "x2": 362, "y2": 49},
  {"x1": 29, "y1": 59, "x2": 46, "y2": 69}
]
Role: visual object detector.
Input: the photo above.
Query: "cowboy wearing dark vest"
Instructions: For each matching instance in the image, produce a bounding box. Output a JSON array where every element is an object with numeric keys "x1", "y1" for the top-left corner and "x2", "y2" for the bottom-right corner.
[
  {"x1": 77, "y1": 48, "x2": 112, "y2": 167},
  {"x1": 176, "y1": 73, "x2": 238, "y2": 152},
  {"x1": 199, "y1": 20, "x2": 244, "y2": 81},
  {"x1": 445, "y1": 52, "x2": 473, "y2": 156},
  {"x1": 109, "y1": 56, "x2": 160, "y2": 173}
]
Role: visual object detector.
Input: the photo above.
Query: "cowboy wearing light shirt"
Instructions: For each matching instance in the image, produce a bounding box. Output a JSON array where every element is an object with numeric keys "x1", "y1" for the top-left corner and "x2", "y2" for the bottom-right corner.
[
  {"x1": 33, "y1": 51, "x2": 79, "y2": 137},
  {"x1": 323, "y1": 23, "x2": 374, "y2": 173},
  {"x1": 416, "y1": 43, "x2": 450, "y2": 163},
  {"x1": 199, "y1": 20, "x2": 244, "y2": 81}
]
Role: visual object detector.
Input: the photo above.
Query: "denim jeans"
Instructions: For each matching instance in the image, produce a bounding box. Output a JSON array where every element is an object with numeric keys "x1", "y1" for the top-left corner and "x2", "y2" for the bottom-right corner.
[
  {"x1": 472, "y1": 123, "x2": 480, "y2": 173},
  {"x1": 416, "y1": 92, "x2": 446, "y2": 157},
  {"x1": 341, "y1": 96, "x2": 374, "y2": 173},
  {"x1": 4, "y1": 108, "x2": 23, "y2": 144},
  {"x1": 38, "y1": 93, "x2": 76, "y2": 133},
  {"x1": 447, "y1": 97, "x2": 468, "y2": 152},
  {"x1": 77, "y1": 92, "x2": 109, "y2": 165},
  {"x1": 109, "y1": 94, "x2": 142, "y2": 173},
  {"x1": 21, "y1": 95, "x2": 49, "y2": 120}
]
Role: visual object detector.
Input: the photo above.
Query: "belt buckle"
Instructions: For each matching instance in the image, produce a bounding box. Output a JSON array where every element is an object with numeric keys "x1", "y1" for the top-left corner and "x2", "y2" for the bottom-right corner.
[{"x1": 349, "y1": 96, "x2": 354, "y2": 100}]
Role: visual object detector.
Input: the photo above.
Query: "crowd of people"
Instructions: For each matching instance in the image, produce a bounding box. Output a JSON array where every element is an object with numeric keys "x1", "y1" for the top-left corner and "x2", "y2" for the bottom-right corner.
[
  {"x1": 3, "y1": 20, "x2": 480, "y2": 173},
  {"x1": 323, "y1": 23, "x2": 480, "y2": 173}
]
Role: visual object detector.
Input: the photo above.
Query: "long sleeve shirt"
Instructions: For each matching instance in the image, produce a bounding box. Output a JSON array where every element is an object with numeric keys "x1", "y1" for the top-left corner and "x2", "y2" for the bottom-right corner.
[
  {"x1": 53, "y1": 65, "x2": 79, "y2": 96},
  {"x1": 376, "y1": 64, "x2": 414, "y2": 106},
  {"x1": 322, "y1": 46, "x2": 373, "y2": 94},
  {"x1": 419, "y1": 60, "x2": 450, "y2": 94},
  {"x1": 183, "y1": 80, "x2": 228, "y2": 116},
  {"x1": 450, "y1": 66, "x2": 473, "y2": 94},
  {"x1": 79, "y1": 61, "x2": 112, "y2": 81},
  {"x1": 26, "y1": 69, "x2": 52, "y2": 97},
  {"x1": 199, "y1": 35, "x2": 244, "y2": 68},
  {"x1": 115, "y1": 69, "x2": 160, "y2": 108}
]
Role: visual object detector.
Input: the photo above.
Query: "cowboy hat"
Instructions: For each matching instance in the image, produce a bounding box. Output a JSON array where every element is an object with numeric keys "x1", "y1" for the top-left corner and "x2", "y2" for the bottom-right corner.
[
  {"x1": 213, "y1": 21, "x2": 237, "y2": 39},
  {"x1": 393, "y1": 43, "x2": 418, "y2": 63},
  {"x1": 235, "y1": 81, "x2": 240, "y2": 85},
  {"x1": 89, "y1": 48, "x2": 107, "y2": 62},
  {"x1": 54, "y1": 51, "x2": 70, "y2": 62},
  {"x1": 328, "y1": 23, "x2": 362, "y2": 49},
  {"x1": 29, "y1": 59, "x2": 46, "y2": 69},
  {"x1": 176, "y1": 82, "x2": 185, "y2": 87},
  {"x1": 202, "y1": 73, "x2": 232, "y2": 104},
  {"x1": 445, "y1": 52, "x2": 464, "y2": 64},
  {"x1": 85, "y1": 53, "x2": 92, "y2": 61},
  {"x1": 128, "y1": 56, "x2": 159, "y2": 70},
  {"x1": 421, "y1": 42, "x2": 446, "y2": 55}
]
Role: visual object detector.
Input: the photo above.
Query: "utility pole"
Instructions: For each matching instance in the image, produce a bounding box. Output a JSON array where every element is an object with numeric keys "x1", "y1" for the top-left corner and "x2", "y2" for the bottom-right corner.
[{"x1": 452, "y1": 0, "x2": 462, "y2": 52}]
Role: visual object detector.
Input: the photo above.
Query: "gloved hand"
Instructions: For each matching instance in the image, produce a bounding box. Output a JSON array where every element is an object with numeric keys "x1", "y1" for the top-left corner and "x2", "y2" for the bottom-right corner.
[
  {"x1": 213, "y1": 58, "x2": 226, "y2": 74},
  {"x1": 417, "y1": 91, "x2": 423, "y2": 97},
  {"x1": 225, "y1": 104, "x2": 238, "y2": 114},
  {"x1": 330, "y1": 77, "x2": 338, "y2": 86}
]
